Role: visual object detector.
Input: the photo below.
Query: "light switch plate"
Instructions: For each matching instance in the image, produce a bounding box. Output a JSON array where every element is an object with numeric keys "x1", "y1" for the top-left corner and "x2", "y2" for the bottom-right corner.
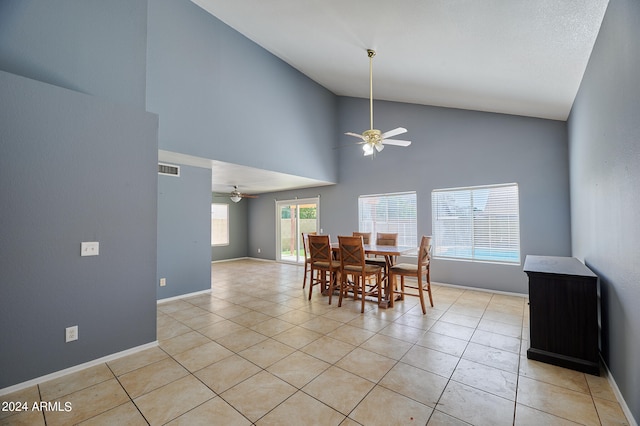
[{"x1": 81, "y1": 241, "x2": 99, "y2": 256}]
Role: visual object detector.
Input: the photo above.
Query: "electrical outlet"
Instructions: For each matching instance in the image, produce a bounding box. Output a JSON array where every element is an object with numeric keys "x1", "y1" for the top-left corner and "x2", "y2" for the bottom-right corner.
[
  {"x1": 257, "y1": 248, "x2": 261, "y2": 253},
  {"x1": 65, "y1": 325, "x2": 78, "y2": 343},
  {"x1": 159, "y1": 278, "x2": 166, "y2": 287}
]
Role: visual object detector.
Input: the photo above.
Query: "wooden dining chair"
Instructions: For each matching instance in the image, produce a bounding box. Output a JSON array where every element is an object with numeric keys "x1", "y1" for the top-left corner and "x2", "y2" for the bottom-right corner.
[
  {"x1": 301, "y1": 232, "x2": 316, "y2": 289},
  {"x1": 352, "y1": 231, "x2": 371, "y2": 245},
  {"x1": 388, "y1": 236, "x2": 434, "y2": 314},
  {"x1": 337, "y1": 235, "x2": 383, "y2": 313},
  {"x1": 353, "y1": 232, "x2": 376, "y2": 285},
  {"x1": 366, "y1": 232, "x2": 398, "y2": 287},
  {"x1": 308, "y1": 234, "x2": 340, "y2": 303}
]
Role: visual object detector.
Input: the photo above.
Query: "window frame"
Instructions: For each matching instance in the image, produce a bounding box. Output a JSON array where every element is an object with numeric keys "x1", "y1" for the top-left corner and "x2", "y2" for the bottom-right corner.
[
  {"x1": 431, "y1": 183, "x2": 521, "y2": 264},
  {"x1": 211, "y1": 203, "x2": 229, "y2": 247}
]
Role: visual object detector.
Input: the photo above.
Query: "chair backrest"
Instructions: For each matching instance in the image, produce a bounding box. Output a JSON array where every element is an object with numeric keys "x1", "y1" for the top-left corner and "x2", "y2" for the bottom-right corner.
[
  {"x1": 308, "y1": 234, "x2": 332, "y2": 263},
  {"x1": 302, "y1": 232, "x2": 317, "y2": 260},
  {"x1": 338, "y1": 235, "x2": 366, "y2": 269},
  {"x1": 376, "y1": 232, "x2": 398, "y2": 246},
  {"x1": 417, "y1": 236, "x2": 432, "y2": 268},
  {"x1": 352, "y1": 231, "x2": 371, "y2": 245}
]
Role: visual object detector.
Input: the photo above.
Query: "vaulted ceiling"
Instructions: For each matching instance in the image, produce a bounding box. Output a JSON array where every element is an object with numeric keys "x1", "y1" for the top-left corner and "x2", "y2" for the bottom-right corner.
[
  {"x1": 185, "y1": 0, "x2": 610, "y2": 194},
  {"x1": 193, "y1": 0, "x2": 609, "y2": 121}
]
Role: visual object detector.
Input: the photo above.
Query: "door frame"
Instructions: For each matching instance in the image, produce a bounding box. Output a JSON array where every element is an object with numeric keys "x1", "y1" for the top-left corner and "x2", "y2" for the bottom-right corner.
[{"x1": 275, "y1": 197, "x2": 320, "y2": 264}]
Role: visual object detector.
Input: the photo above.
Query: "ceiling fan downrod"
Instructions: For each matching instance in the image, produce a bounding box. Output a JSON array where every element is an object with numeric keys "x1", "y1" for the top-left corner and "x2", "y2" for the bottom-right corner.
[{"x1": 368, "y1": 49, "x2": 376, "y2": 131}]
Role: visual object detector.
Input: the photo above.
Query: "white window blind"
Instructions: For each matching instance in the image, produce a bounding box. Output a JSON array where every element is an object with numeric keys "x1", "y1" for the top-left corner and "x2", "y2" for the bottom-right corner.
[
  {"x1": 432, "y1": 183, "x2": 520, "y2": 263},
  {"x1": 211, "y1": 203, "x2": 229, "y2": 246},
  {"x1": 358, "y1": 192, "x2": 417, "y2": 247}
]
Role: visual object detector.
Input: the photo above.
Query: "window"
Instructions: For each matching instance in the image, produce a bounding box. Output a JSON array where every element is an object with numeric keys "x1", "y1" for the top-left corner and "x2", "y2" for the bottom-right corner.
[
  {"x1": 211, "y1": 203, "x2": 229, "y2": 246},
  {"x1": 358, "y1": 192, "x2": 417, "y2": 247},
  {"x1": 432, "y1": 183, "x2": 520, "y2": 263}
]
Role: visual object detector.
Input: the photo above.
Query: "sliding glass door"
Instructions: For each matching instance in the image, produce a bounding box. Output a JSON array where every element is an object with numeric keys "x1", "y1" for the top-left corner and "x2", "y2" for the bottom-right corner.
[{"x1": 276, "y1": 197, "x2": 319, "y2": 264}]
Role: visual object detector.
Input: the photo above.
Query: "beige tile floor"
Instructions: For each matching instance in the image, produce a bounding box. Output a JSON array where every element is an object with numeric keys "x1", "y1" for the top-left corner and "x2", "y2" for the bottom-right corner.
[{"x1": 1, "y1": 259, "x2": 631, "y2": 425}]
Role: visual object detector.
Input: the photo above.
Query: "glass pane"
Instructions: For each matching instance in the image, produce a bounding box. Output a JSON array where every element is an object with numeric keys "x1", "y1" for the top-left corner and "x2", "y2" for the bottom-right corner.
[
  {"x1": 278, "y1": 200, "x2": 318, "y2": 264},
  {"x1": 211, "y1": 203, "x2": 228, "y2": 246},
  {"x1": 279, "y1": 204, "x2": 297, "y2": 262},
  {"x1": 432, "y1": 184, "x2": 520, "y2": 263},
  {"x1": 358, "y1": 192, "x2": 417, "y2": 248}
]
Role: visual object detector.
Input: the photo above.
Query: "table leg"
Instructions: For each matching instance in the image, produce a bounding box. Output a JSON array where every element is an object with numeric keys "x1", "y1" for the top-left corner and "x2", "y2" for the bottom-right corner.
[{"x1": 378, "y1": 255, "x2": 393, "y2": 309}]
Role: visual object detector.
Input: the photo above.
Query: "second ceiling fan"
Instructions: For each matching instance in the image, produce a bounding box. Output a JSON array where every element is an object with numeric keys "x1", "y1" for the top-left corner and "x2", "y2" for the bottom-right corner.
[
  {"x1": 215, "y1": 186, "x2": 258, "y2": 203},
  {"x1": 345, "y1": 49, "x2": 412, "y2": 156}
]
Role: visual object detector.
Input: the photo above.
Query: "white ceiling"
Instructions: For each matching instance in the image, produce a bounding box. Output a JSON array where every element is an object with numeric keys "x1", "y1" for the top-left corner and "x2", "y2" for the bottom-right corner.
[
  {"x1": 193, "y1": 0, "x2": 609, "y2": 121},
  {"x1": 159, "y1": 150, "x2": 334, "y2": 195},
  {"x1": 179, "y1": 0, "x2": 610, "y2": 195}
]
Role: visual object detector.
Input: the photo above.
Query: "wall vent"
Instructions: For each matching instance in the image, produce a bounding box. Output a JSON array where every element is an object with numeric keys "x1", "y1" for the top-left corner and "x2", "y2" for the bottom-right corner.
[{"x1": 158, "y1": 163, "x2": 180, "y2": 177}]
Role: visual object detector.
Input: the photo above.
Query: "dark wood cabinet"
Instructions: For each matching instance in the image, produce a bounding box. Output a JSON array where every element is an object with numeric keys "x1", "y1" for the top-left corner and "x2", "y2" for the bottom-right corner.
[{"x1": 524, "y1": 255, "x2": 599, "y2": 375}]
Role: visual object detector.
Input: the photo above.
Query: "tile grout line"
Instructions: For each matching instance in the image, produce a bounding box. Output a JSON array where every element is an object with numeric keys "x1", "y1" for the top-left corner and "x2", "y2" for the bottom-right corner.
[
  {"x1": 512, "y1": 298, "x2": 526, "y2": 426},
  {"x1": 103, "y1": 362, "x2": 151, "y2": 426}
]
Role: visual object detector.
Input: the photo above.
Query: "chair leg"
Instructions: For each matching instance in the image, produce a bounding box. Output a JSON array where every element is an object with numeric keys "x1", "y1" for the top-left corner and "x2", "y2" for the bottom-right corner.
[
  {"x1": 327, "y1": 270, "x2": 337, "y2": 305},
  {"x1": 338, "y1": 273, "x2": 345, "y2": 307},
  {"x1": 417, "y1": 274, "x2": 426, "y2": 315},
  {"x1": 353, "y1": 274, "x2": 358, "y2": 301},
  {"x1": 388, "y1": 272, "x2": 395, "y2": 308},
  {"x1": 321, "y1": 270, "x2": 328, "y2": 295},
  {"x1": 303, "y1": 262, "x2": 308, "y2": 289},
  {"x1": 360, "y1": 276, "x2": 366, "y2": 313},
  {"x1": 309, "y1": 269, "x2": 325, "y2": 301},
  {"x1": 308, "y1": 269, "x2": 315, "y2": 300},
  {"x1": 427, "y1": 268, "x2": 434, "y2": 307}
]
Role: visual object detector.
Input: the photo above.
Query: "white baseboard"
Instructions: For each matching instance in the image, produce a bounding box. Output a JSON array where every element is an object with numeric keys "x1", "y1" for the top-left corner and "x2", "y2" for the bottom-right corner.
[
  {"x1": 157, "y1": 288, "x2": 212, "y2": 304},
  {"x1": 600, "y1": 356, "x2": 638, "y2": 426},
  {"x1": 0, "y1": 341, "x2": 158, "y2": 396},
  {"x1": 432, "y1": 280, "x2": 528, "y2": 298},
  {"x1": 211, "y1": 256, "x2": 251, "y2": 264},
  {"x1": 246, "y1": 257, "x2": 276, "y2": 263},
  {"x1": 211, "y1": 256, "x2": 276, "y2": 264}
]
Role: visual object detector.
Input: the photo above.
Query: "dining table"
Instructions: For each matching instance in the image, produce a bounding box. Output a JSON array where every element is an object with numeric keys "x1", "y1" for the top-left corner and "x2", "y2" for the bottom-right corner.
[{"x1": 331, "y1": 242, "x2": 416, "y2": 308}]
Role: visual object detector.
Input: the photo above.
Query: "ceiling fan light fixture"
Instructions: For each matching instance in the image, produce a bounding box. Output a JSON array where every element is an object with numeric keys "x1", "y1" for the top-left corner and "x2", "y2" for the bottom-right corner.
[{"x1": 230, "y1": 194, "x2": 242, "y2": 203}]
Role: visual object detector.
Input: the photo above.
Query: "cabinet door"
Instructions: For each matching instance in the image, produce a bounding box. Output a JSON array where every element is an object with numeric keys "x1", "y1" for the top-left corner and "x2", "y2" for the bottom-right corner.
[{"x1": 528, "y1": 273, "x2": 598, "y2": 366}]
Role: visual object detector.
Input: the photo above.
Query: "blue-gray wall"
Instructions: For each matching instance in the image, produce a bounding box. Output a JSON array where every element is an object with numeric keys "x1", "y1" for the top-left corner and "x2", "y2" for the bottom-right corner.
[
  {"x1": 146, "y1": 0, "x2": 338, "y2": 183},
  {"x1": 0, "y1": 0, "x2": 147, "y2": 109},
  {"x1": 212, "y1": 196, "x2": 249, "y2": 261},
  {"x1": 568, "y1": 0, "x2": 640, "y2": 421},
  {"x1": 0, "y1": 0, "x2": 157, "y2": 389},
  {"x1": 157, "y1": 165, "x2": 212, "y2": 299},
  {"x1": 146, "y1": 0, "x2": 338, "y2": 297},
  {"x1": 250, "y1": 97, "x2": 571, "y2": 294},
  {"x1": 0, "y1": 71, "x2": 158, "y2": 388}
]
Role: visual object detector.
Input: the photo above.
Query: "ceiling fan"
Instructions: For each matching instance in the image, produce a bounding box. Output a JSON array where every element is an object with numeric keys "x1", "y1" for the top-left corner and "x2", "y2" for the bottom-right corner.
[
  {"x1": 215, "y1": 186, "x2": 258, "y2": 203},
  {"x1": 345, "y1": 49, "x2": 412, "y2": 156}
]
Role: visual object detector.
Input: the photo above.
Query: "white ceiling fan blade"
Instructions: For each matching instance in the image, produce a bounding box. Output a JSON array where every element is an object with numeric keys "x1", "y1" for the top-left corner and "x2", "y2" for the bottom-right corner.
[
  {"x1": 382, "y1": 139, "x2": 412, "y2": 147},
  {"x1": 381, "y1": 127, "x2": 407, "y2": 139},
  {"x1": 345, "y1": 132, "x2": 365, "y2": 140}
]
